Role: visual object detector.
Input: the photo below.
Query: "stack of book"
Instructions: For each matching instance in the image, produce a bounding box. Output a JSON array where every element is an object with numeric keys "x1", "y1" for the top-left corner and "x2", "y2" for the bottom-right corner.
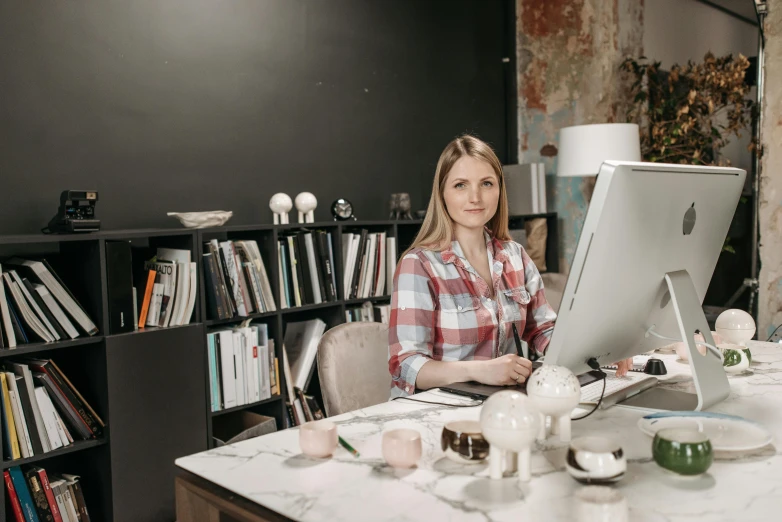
[
  {"x1": 345, "y1": 302, "x2": 391, "y2": 324},
  {"x1": 136, "y1": 247, "x2": 198, "y2": 329},
  {"x1": 502, "y1": 162, "x2": 548, "y2": 215},
  {"x1": 284, "y1": 388, "x2": 325, "y2": 428},
  {"x1": 5, "y1": 464, "x2": 90, "y2": 522},
  {"x1": 206, "y1": 323, "x2": 279, "y2": 412},
  {"x1": 277, "y1": 230, "x2": 338, "y2": 309},
  {"x1": 280, "y1": 319, "x2": 327, "y2": 426},
  {"x1": 203, "y1": 240, "x2": 276, "y2": 320},
  {"x1": 0, "y1": 260, "x2": 99, "y2": 348},
  {"x1": 342, "y1": 231, "x2": 396, "y2": 300},
  {"x1": 0, "y1": 359, "x2": 104, "y2": 462}
]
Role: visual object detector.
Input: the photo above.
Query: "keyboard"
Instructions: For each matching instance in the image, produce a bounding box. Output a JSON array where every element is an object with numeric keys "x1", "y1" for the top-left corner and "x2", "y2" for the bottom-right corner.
[{"x1": 580, "y1": 371, "x2": 658, "y2": 408}]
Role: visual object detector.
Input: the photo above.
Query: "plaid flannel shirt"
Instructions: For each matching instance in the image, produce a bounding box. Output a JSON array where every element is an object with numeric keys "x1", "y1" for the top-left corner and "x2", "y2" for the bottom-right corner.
[{"x1": 388, "y1": 230, "x2": 557, "y2": 398}]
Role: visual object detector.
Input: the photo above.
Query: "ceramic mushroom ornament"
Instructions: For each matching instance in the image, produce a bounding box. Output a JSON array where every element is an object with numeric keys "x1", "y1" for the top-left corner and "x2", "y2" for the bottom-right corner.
[
  {"x1": 295, "y1": 192, "x2": 317, "y2": 223},
  {"x1": 269, "y1": 193, "x2": 293, "y2": 224},
  {"x1": 479, "y1": 390, "x2": 540, "y2": 484},
  {"x1": 715, "y1": 309, "x2": 756, "y2": 346},
  {"x1": 526, "y1": 365, "x2": 581, "y2": 443}
]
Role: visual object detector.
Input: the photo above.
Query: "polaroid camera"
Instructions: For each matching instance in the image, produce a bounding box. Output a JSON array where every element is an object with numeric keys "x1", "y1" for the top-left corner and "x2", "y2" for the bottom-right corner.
[{"x1": 46, "y1": 190, "x2": 101, "y2": 233}]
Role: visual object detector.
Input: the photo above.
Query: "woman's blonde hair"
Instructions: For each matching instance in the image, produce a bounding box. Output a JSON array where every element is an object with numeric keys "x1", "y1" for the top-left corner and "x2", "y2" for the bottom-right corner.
[{"x1": 401, "y1": 134, "x2": 511, "y2": 259}]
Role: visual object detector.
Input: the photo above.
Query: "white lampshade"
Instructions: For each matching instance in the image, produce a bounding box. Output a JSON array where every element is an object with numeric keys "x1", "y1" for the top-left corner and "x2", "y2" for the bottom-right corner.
[{"x1": 556, "y1": 123, "x2": 641, "y2": 177}]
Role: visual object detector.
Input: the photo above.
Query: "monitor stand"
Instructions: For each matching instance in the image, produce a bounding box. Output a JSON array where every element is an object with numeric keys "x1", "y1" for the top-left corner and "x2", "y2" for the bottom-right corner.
[{"x1": 620, "y1": 270, "x2": 730, "y2": 412}]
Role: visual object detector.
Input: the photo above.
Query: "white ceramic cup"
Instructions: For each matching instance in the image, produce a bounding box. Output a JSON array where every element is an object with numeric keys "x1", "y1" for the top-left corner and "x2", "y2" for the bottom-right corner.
[
  {"x1": 573, "y1": 485, "x2": 629, "y2": 522},
  {"x1": 382, "y1": 428, "x2": 422, "y2": 469},
  {"x1": 299, "y1": 420, "x2": 338, "y2": 458},
  {"x1": 566, "y1": 436, "x2": 626, "y2": 484}
]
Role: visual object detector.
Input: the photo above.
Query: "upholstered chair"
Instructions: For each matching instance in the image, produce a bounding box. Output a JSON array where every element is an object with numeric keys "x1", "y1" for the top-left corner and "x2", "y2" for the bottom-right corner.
[{"x1": 316, "y1": 322, "x2": 391, "y2": 416}]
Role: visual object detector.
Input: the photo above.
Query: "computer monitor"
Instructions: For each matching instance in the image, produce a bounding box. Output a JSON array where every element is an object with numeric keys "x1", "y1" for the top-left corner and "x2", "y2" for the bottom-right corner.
[{"x1": 544, "y1": 160, "x2": 746, "y2": 411}]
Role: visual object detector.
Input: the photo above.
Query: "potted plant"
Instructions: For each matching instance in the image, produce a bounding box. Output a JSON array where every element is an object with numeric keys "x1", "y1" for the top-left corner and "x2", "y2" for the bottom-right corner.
[{"x1": 620, "y1": 52, "x2": 755, "y2": 253}]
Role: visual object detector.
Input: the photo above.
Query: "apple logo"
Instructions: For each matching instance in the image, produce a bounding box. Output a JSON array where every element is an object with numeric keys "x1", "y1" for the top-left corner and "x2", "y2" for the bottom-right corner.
[{"x1": 683, "y1": 203, "x2": 696, "y2": 235}]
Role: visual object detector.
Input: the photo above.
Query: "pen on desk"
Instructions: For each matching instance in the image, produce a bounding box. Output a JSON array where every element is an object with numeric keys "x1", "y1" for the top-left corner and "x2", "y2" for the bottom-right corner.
[{"x1": 339, "y1": 436, "x2": 360, "y2": 458}]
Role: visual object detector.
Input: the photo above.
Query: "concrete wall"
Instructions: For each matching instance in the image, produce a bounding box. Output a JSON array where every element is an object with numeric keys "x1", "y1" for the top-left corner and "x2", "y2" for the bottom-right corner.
[
  {"x1": 516, "y1": 0, "x2": 644, "y2": 273},
  {"x1": 759, "y1": 0, "x2": 782, "y2": 338}
]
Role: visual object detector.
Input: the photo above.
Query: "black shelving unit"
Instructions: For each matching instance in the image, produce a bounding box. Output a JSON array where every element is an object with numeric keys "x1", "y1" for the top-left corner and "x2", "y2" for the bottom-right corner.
[{"x1": 0, "y1": 213, "x2": 557, "y2": 521}]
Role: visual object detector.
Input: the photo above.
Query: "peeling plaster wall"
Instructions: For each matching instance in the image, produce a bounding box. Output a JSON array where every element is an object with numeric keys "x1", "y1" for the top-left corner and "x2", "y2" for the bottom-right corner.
[
  {"x1": 759, "y1": 0, "x2": 782, "y2": 338},
  {"x1": 516, "y1": 0, "x2": 644, "y2": 273}
]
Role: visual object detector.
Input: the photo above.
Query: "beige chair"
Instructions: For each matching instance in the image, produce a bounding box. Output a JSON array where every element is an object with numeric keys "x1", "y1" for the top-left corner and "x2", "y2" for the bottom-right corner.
[
  {"x1": 316, "y1": 322, "x2": 391, "y2": 417},
  {"x1": 541, "y1": 272, "x2": 567, "y2": 313}
]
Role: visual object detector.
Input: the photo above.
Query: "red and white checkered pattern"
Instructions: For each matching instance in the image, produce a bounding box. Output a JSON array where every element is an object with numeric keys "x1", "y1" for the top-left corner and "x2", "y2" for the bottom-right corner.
[{"x1": 388, "y1": 230, "x2": 556, "y2": 397}]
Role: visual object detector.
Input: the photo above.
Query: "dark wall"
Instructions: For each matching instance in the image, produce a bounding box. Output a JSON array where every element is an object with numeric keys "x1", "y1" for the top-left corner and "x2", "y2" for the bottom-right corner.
[{"x1": 0, "y1": 0, "x2": 512, "y2": 235}]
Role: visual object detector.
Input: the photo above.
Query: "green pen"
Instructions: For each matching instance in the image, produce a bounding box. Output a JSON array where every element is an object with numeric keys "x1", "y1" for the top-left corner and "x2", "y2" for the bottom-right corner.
[{"x1": 339, "y1": 435, "x2": 360, "y2": 458}]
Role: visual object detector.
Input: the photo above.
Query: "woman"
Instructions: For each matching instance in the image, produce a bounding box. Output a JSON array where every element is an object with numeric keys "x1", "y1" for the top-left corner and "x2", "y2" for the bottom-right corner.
[{"x1": 388, "y1": 135, "x2": 630, "y2": 398}]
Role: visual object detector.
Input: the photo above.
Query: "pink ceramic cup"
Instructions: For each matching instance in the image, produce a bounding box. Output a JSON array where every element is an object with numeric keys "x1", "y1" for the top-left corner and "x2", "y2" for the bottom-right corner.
[
  {"x1": 382, "y1": 428, "x2": 422, "y2": 468},
  {"x1": 299, "y1": 420, "x2": 338, "y2": 458}
]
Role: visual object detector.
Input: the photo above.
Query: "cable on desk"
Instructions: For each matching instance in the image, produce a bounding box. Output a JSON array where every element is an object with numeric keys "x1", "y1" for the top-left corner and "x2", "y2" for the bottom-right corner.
[
  {"x1": 572, "y1": 358, "x2": 606, "y2": 421},
  {"x1": 391, "y1": 396, "x2": 484, "y2": 408}
]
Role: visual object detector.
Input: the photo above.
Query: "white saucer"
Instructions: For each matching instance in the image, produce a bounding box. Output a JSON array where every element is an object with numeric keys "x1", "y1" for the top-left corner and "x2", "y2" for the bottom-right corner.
[{"x1": 637, "y1": 411, "x2": 773, "y2": 452}]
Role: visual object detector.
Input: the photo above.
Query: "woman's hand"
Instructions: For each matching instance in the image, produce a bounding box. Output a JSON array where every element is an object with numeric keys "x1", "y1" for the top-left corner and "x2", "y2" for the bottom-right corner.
[
  {"x1": 473, "y1": 354, "x2": 533, "y2": 386},
  {"x1": 615, "y1": 358, "x2": 635, "y2": 377}
]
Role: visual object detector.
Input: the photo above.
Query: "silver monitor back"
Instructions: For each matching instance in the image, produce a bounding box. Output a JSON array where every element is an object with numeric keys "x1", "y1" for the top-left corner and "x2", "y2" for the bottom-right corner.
[{"x1": 545, "y1": 161, "x2": 746, "y2": 410}]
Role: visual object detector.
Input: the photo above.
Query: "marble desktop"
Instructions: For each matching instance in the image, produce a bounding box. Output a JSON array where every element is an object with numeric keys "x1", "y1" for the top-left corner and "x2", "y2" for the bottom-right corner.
[{"x1": 175, "y1": 341, "x2": 782, "y2": 521}]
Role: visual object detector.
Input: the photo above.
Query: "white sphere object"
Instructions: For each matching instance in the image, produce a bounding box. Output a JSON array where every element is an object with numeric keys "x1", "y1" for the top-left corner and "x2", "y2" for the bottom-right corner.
[
  {"x1": 479, "y1": 390, "x2": 540, "y2": 451},
  {"x1": 294, "y1": 192, "x2": 318, "y2": 213},
  {"x1": 715, "y1": 309, "x2": 756, "y2": 345},
  {"x1": 269, "y1": 193, "x2": 293, "y2": 213},
  {"x1": 526, "y1": 365, "x2": 581, "y2": 416}
]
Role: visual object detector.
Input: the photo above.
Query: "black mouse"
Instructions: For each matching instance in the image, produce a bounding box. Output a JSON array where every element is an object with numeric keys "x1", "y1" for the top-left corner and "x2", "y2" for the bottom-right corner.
[{"x1": 643, "y1": 358, "x2": 667, "y2": 375}]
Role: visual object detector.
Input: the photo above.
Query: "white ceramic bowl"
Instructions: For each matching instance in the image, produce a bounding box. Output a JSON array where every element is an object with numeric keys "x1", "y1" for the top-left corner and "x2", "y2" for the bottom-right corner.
[
  {"x1": 566, "y1": 436, "x2": 626, "y2": 484},
  {"x1": 167, "y1": 210, "x2": 232, "y2": 228}
]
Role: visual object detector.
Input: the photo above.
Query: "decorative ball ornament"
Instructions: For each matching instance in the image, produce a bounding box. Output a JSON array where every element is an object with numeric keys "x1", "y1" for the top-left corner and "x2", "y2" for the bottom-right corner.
[
  {"x1": 331, "y1": 198, "x2": 356, "y2": 221},
  {"x1": 715, "y1": 309, "x2": 756, "y2": 346},
  {"x1": 295, "y1": 192, "x2": 317, "y2": 223},
  {"x1": 269, "y1": 193, "x2": 293, "y2": 224},
  {"x1": 526, "y1": 365, "x2": 581, "y2": 443},
  {"x1": 479, "y1": 390, "x2": 541, "y2": 483}
]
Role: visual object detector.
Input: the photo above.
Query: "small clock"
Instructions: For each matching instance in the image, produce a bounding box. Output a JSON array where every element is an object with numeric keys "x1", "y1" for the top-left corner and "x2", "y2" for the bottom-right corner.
[{"x1": 331, "y1": 198, "x2": 356, "y2": 221}]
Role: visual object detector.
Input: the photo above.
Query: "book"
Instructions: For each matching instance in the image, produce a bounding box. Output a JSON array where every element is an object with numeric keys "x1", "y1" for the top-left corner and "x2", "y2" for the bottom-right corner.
[
  {"x1": 4, "y1": 469, "x2": 26, "y2": 522},
  {"x1": 24, "y1": 468, "x2": 55, "y2": 522},
  {"x1": 5, "y1": 258, "x2": 98, "y2": 336},
  {"x1": 9, "y1": 466, "x2": 40, "y2": 522},
  {"x1": 32, "y1": 467, "x2": 63, "y2": 522},
  {"x1": 61, "y1": 474, "x2": 90, "y2": 522},
  {"x1": 503, "y1": 163, "x2": 539, "y2": 216},
  {"x1": 0, "y1": 372, "x2": 21, "y2": 459},
  {"x1": 0, "y1": 263, "x2": 17, "y2": 347},
  {"x1": 283, "y1": 319, "x2": 327, "y2": 391},
  {"x1": 6, "y1": 372, "x2": 34, "y2": 457},
  {"x1": 33, "y1": 284, "x2": 79, "y2": 339},
  {"x1": 11, "y1": 362, "x2": 51, "y2": 453},
  {"x1": 137, "y1": 270, "x2": 157, "y2": 328}
]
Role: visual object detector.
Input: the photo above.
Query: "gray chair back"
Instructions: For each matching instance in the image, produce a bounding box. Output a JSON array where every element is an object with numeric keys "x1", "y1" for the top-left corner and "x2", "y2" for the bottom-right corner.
[{"x1": 316, "y1": 322, "x2": 390, "y2": 417}]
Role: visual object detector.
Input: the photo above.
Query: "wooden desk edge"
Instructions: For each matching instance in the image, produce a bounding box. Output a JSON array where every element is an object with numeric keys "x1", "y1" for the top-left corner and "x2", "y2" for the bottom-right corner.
[{"x1": 176, "y1": 469, "x2": 294, "y2": 522}]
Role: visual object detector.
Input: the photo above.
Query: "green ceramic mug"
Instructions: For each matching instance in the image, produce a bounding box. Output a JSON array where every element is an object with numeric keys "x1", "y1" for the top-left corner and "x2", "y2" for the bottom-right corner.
[{"x1": 652, "y1": 428, "x2": 713, "y2": 476}]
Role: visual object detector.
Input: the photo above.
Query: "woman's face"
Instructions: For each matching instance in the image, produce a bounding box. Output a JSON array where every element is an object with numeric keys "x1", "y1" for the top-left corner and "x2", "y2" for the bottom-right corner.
[{"x1": 442, "y1": 156, "x2": 500, "y2": 232}]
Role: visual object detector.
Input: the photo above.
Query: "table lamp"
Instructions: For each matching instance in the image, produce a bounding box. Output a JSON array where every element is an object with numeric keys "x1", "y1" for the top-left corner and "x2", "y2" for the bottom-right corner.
[{"x1": 557, "y1": 123, "x2": 641, "y2": 177}]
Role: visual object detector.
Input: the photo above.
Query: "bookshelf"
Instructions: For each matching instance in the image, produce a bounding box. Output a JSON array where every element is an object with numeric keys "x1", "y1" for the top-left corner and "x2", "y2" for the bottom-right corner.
[{"x1": 0, "y1": 213, "x2": 557, "y2": 521}]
